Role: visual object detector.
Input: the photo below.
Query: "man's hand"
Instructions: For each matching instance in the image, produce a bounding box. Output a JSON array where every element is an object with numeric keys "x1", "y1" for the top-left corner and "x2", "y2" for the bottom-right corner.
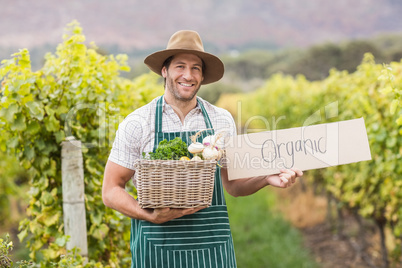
[
  {"x1": 145, "y1": 206, "x2": 207, "y2": 224},
  {"x1": 221, "y1": 166, "x2": 303, "y2": 197},
  {"x1": 266, "y1": 168, "x2": 303, "y2": 188}
]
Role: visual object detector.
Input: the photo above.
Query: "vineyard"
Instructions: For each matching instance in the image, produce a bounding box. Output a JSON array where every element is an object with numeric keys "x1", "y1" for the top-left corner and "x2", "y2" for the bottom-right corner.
[
  {"x1": 216, "y1": 54, "x2": 402, "y2": 267},
  {"x1": 0, "y1": 21, "x2": 163, "y2": 267},
  {"x1": 0, "y1": 21, "x2": 401, "y2": 267}
]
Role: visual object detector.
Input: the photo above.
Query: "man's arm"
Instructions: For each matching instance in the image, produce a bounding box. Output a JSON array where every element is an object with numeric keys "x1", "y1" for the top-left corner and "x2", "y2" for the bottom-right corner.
[
  {"x1": 102, "y1": 160, "x2": 205, "y2": 224},
  {"x1": 221, "y1": 166, "x2": 303, "y2": 197},
  {"x1": 215, "y1": 109, "x2": 302, "y2": 196}
]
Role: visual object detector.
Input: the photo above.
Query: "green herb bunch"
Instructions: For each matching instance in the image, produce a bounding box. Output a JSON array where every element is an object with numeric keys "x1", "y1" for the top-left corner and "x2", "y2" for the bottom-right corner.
[{"x1": 144, "y1": 137, "x2": 190, "y2": 160}]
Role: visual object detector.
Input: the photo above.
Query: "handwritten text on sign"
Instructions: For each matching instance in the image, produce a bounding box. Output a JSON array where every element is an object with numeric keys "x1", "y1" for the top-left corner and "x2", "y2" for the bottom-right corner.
[{"x1": 225, "y1": 118, "x2": 372, "y2": 181}]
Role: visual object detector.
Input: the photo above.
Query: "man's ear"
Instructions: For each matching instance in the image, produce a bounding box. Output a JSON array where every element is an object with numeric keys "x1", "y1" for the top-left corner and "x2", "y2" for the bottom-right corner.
[{"x1": 161, "y1": 66, "x2": 167, "y2": 78}]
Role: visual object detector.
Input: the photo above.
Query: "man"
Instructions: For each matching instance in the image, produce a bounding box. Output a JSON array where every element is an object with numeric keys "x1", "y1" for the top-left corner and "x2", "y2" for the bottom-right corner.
[{"x1": 102, "y1": 30, "x2": 303, "y2": 268}]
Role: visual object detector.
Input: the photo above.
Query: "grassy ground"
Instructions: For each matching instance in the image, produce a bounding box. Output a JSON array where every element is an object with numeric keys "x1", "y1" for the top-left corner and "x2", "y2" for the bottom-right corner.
[
  {"x1": 226, "y1": 188, "x2": 318, "y2": 268},
  {"x1": 3, "y1": 187, "x2": 319, "y2": 267}
]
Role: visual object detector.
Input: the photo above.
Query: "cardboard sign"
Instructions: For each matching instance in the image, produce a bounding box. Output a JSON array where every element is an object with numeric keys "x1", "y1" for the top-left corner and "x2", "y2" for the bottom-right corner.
[{"x1": 225, "y1": 118, "x2": 372, "y2": 180}]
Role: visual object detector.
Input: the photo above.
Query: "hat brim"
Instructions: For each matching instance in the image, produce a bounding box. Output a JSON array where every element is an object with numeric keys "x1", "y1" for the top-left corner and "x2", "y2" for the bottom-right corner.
[{"x1": 144, "y1": 49, "x2": 224, "y2": 85}]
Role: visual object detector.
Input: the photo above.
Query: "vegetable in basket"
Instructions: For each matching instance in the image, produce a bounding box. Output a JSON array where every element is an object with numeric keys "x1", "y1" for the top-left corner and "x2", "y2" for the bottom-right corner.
[
  {"x1": 188, "y1": 130, "x2": 226, "y2": 161},
  {"x1": 143, "y1": 137, "x2": 190, "y2": 160}
]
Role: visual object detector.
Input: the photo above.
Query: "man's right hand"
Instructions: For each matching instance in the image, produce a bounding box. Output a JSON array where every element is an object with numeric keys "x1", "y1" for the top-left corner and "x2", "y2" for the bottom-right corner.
[{"x1": 145, "y1": 206, "x2": 207, "y2": 224}]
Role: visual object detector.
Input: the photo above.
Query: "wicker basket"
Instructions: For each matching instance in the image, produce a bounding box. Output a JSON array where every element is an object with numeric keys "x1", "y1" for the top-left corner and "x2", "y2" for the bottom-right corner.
[{"x1": 134, "y1": 159, "x2": 217, "y2": 208}]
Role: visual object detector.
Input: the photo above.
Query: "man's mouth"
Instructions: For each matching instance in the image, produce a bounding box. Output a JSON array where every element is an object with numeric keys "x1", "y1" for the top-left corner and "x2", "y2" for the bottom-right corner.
[{"x1": 179, "y1": 82, "x2": 194, "y2": 87}]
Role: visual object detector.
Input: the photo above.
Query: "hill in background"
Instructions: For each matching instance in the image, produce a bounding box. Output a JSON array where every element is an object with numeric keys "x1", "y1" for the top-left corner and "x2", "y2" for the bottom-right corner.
[
  {"x1": 2, "y1": 0, "x2": 402, "y2": 95},
  {"x1": 2, "y1": 0, "x2": 402, "y2": 58}
]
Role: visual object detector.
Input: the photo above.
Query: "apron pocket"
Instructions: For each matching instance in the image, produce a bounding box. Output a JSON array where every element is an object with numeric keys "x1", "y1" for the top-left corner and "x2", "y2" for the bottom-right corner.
[{"x1": 150, "y1": 239, "x2": 236, "y2": 268}]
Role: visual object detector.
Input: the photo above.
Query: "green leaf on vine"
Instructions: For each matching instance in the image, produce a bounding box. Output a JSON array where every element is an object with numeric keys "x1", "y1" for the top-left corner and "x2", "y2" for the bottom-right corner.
[
  {"x1": 91, "y1": 223, "x2": 109, "y2": 240},
  {"x1": 27, "y1": 121, "x2": 41, "y2": 135},
  {"x1": 34, "y1": 138, "x2": 46, "y2": 151},
  {"x1": 26, "y1": 101, "x2": 44, "y2": 120},
  {"x1": 54, "y1": 131, "x2": 65, "y2": 143},
  {"x1": 17, "y1": 228, "x2": 28, "y2": 242},
  {"x1": 54, "y1": 236, "x2": 68, "y2": 247},
  {"x1": 40, "y1": 191, "x2": 54, "y2": 206},
  {"x1": 39, "y1": 212, "x2": 60, "y2": 227},
  {"x1": 24, "y1": 146, "x2": 35, "y2": 161},
  {"x1": 44, "y1": 114, "x2": 60, "y2": 132},
  {"x1": 10, "y1": 113, "x2": 26, "y2": 131},
  {"x1": 8, "y1": 136, "x2": 19, "y2": 149},
  {"x1": 90, "y1": 211, "x2": 103, "y2": 226},
  {"x1": 1, "y1": 102, "x2": 19, "y2": 123}
]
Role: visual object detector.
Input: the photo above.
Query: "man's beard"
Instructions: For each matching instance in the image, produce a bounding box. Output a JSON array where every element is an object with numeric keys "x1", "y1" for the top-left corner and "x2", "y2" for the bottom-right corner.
[{"x1": 166, "y1": 74, "x2": 200, "y2": 102}]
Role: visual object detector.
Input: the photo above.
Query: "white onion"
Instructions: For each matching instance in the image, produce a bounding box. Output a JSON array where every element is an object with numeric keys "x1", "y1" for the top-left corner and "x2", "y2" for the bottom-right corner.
[
  {"x1": 188, "y1": 142, "x2": 205, "y2": 154},
  {"x1": 202, "y1": 135, "x2": 215, "y2": 146},
  {"x1": 202, "y1": 146, "x2": 219, "y2": 160},
  {"x1": 191, "y1": 155, "x2": 202, "y2": 161}
]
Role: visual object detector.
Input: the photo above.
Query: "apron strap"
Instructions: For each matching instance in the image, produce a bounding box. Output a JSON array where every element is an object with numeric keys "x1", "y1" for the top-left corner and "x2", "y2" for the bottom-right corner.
[
  {"x1": 153, "y1": 96, "x2": 214, "y2": 150},
  {"x1": 153, "y1": 96, "x2": 164, "y2": 150},
  {"x1": 197, "y1": 98, "x2": 214, "y2": 130}
]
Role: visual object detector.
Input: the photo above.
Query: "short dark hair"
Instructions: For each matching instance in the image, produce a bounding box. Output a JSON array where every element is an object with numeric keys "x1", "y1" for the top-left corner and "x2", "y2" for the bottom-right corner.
[
  {"x1": 162, "y1": 56, "x2": 174, "y2": 87},
  {"x1": 162, "y1": 56, "x2": 174, "y2": 70}
]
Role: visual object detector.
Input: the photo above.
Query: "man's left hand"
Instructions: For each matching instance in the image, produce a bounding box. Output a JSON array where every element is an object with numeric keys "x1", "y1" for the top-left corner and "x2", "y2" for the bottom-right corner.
[{"x1": 266, "y1": 168, "x2": 303, "y2": 188}]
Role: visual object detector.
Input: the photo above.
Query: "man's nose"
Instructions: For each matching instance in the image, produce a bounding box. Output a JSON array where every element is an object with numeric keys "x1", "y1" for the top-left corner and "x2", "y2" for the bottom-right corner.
[{"x1": 182, "y1": 68, "x2": 193, "y2": 80}]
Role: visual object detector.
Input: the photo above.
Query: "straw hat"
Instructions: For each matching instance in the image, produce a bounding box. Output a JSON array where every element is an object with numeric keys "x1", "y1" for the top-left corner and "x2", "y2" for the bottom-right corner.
[{"x1": 144, "y1": 30, "x2": 224, "y2": 85}]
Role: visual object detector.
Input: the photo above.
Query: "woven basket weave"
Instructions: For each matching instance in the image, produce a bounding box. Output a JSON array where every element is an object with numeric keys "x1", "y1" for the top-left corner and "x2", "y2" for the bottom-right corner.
[{"x1": 134, "y1": 159, "x2": 217, "y2": 208}]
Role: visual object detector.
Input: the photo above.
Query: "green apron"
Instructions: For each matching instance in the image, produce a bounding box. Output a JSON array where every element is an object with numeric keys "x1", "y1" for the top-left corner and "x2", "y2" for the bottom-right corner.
[{"x1": 130, "y1": 96, "x2": 237, "y2": 268}]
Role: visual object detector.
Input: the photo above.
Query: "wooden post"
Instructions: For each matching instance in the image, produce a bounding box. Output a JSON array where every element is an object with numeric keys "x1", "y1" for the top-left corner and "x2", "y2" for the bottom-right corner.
[{"x1": 61, "y1": 137, "x2": 88, "y2": 258}]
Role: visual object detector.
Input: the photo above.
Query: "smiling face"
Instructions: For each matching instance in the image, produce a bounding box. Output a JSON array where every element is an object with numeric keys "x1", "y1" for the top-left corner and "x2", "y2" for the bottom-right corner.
[{"x1": 161, "y1": 53, "x2": 204, "y2": 103}]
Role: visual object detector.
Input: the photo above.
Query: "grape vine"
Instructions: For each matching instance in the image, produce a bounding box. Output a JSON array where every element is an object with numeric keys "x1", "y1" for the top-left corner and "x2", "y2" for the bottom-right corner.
[
  {"x1": 217, "y1": 54, "x2": 402, "y2": 265},
  {"x1": 0, "y1": 21, "x2": 162, "y2": 266}
]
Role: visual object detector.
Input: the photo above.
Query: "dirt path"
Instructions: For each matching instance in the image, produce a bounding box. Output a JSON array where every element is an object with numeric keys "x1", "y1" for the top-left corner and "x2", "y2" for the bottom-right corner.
[
  {"x1": 301, "y1": 220, "x2": 383, "y2": 268},
  {"x1": 271, "y1": 183, "x2": 386, "y2": 268}
]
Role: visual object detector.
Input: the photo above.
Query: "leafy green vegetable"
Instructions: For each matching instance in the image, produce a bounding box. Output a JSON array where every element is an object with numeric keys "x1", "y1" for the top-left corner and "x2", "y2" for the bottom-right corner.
[{"x1": 144, "y1": 137, "x2": 190, "y2": 160}]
